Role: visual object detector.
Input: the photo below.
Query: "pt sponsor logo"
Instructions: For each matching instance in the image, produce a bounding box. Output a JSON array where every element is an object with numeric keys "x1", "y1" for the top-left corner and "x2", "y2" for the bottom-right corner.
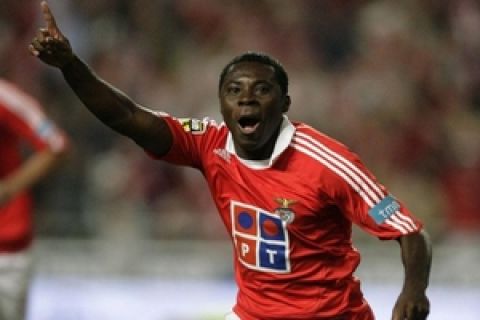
[{"x1": 231, "y1": 201, "x2": 290, "y2": 273}]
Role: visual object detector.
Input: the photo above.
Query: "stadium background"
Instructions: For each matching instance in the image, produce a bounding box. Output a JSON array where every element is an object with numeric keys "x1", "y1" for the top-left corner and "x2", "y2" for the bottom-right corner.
[{"x1": 1, "y1": 0, "x2": 479, "y2": 319}]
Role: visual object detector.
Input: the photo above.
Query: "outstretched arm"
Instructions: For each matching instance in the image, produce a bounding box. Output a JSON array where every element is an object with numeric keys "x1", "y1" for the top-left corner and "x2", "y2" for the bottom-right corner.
[
  {"x1": 29, "y1": 1, "x2": 172, "y2": 157},
  {"x1": 392, "y1": 229, "x2": 432, "y2": 320}
]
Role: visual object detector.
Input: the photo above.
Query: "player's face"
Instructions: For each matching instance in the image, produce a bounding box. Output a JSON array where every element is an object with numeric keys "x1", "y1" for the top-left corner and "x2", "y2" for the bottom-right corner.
[{"x1": 219, "y1": 61, "x2": 290, "y2": 160}]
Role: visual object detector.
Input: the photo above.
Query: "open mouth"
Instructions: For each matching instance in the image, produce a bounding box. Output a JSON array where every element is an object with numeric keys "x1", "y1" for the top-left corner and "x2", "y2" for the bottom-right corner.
[{"x1": 237, "y1": 115, "x2": 261, "y2": 135}]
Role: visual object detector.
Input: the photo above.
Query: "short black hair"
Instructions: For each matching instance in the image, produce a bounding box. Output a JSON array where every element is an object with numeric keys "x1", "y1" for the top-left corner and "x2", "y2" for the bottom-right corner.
[{"x1": 219, "y1": 52, "x2": 289, "y2": 96}]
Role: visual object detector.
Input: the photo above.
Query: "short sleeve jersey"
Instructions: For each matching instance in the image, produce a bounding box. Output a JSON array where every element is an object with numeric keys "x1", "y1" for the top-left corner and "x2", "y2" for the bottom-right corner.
[
  {"x1": 153, "y1": 113, "x2": 423, "y2": 320},
  {"x1": 0, "y1": 79, "x2": 67, "y2": 252}
]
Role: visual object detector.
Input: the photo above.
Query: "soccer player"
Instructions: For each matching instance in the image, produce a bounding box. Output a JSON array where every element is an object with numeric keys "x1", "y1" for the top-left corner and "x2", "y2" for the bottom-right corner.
[
  {"x1": 0, "y1": 77, "x2": 69, "y2": 320},
  {"x1": 29, "y1": 2, "x2": 431, "y2": 319}
]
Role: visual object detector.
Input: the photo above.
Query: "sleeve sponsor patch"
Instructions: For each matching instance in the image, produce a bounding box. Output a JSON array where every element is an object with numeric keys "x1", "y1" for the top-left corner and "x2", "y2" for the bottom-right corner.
[
  {"x1": 368, "y1": 195, "x2": 401, "y2": 224},
  {"x1": 37, "y1": 120, "x2": 54, "y2": 138},
  {"x1": 177, "y1": 118, "x2": 207, "y2": 134}
]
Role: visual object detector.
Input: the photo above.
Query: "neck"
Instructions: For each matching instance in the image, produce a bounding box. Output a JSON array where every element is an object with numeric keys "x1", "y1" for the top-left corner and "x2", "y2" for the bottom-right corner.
[{"x1": 235, "y1": 126, "x2": 281, "y2": 160}]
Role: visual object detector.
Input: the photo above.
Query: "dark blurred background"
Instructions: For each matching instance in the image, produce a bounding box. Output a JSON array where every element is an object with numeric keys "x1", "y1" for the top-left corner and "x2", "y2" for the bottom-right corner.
[
  {"x1": 3, "y1": 0, "x2": 480, "y2": 241},
  {"x1": 1, "y1": 0, "x2": 479, "y2": 318}
]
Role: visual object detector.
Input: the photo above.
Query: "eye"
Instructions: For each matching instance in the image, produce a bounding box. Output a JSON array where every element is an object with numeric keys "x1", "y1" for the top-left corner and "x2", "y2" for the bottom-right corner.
[
  {"x1": 254, "y1": 83, "x2": 272, "y2": 96},
  {"x1": 225, "y1": 85, "x2": 241, "y2": 96}
]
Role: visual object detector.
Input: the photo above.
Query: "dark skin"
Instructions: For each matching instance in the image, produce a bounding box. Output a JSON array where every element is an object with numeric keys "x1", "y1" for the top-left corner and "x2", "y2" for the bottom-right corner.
[
  {"x1": 219, "y1": 61, "x2": 291, "y2": 160},
  {"x1": 29, "y1": 2, "x2": 431, "y2": 319}
]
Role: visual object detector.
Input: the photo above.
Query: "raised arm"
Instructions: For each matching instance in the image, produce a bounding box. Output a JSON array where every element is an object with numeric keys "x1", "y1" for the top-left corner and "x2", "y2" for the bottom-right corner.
[
  {"x1": 392, "y1": 229, "x2": 432, "y2": 320},
  {"x1": 29, "y1": 1, "x2": 172, "y2": 157}
]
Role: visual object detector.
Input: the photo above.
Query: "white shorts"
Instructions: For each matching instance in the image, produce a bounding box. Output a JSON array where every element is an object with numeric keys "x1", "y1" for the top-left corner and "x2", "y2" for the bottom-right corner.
[
  {"x1": 225, "y1": 311, "x2": 241, "y2": 320},
  {"x1": 0, "y1": 249, "x2": 33, "y2": 320}
]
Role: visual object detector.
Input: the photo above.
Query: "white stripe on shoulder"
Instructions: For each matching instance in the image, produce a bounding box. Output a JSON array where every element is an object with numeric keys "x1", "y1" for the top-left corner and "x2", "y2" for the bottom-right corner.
[
  {"x1": 0, "y1": 81, "x2": 46, "y2": 130},
  {"x1": 292, "y1": 131, "x2": 385, "y2": 207},
  {"x1": 293, "y1": 129, "x2": 418, "y2": 235},
  {"x1": 393, "y1": 211, "x2": 418, "y2": 231},
  {"x1": 295, "y1": 131, "x2": 384, "y2": 198},
  {"x1": 388, "y1": 213, "x2": 415, "y2": 233},
  {"x1": 292, "y1": 142, "x2": 375, "y2": 207},
  {"x1": 295, "y1": 124, "x2": 313, "y2": 130},
  {"x1": 385, "y1": 219, "x2": 408, "y2": 234}
]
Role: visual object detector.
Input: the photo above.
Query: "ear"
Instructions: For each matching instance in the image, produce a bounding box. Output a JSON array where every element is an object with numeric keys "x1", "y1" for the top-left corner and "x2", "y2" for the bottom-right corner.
[{"x1": 282, "y1": 95, "x2": 291, "y2": 113}]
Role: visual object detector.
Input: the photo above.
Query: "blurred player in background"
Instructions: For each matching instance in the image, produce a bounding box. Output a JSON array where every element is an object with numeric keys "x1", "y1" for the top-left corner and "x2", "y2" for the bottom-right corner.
[
  {"x1": 0, "y1": 77, "x2": 69, "y2": 320},
  {"x1": 30, "y1": 1, "x2": 431, "y2": 319}
]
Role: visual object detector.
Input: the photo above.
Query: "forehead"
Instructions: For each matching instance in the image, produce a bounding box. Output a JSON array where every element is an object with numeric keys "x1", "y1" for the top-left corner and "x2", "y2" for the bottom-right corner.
[{"x1": 224, "y1": 61, "x2": 276, "y2": 83}]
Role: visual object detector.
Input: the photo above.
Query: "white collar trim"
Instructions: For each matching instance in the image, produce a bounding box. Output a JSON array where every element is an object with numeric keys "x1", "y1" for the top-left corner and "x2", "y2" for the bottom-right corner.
[{"x1": 225, "y1": 115, "x2": 295, "y2": 169}]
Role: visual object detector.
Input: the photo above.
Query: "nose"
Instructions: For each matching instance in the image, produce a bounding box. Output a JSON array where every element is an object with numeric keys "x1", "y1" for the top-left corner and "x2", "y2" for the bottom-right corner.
[{"x1": 238, "y1": 88, "x2": 257, "y2": 106}]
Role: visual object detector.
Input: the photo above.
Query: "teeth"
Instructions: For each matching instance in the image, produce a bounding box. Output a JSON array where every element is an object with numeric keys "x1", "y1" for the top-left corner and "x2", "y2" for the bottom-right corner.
[
  {"x1": 238, "y1": 121, "x2": 259, "y2": 135},
  {"x1": 239, "y1": 118, "x2": 258, "y2": 127}
]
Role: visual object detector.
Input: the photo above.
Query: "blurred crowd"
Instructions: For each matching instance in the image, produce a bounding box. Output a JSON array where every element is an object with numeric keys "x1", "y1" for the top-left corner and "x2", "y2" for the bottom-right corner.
[{"x1": 1, "y1": 0, "x2": 479, "y2": 242}]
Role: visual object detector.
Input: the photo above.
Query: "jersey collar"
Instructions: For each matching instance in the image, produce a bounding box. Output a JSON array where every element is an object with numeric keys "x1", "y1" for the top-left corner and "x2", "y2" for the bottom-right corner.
[{"x1": 225, "y1": 115, "x2": 295, "y2": 169}]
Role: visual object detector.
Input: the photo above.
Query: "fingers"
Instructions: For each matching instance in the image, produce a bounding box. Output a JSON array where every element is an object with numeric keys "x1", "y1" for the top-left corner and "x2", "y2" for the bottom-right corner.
[
  {"x1": 40, "y1": 1, "x2": 63, "y2": 39},
  {"x1": 29, "y1": 37, "x2": 45, "y2": 57},
  {"x1": 392, "y1": 312, "x2": 403, "y2": 320},
  {"x1": 406, "y1": 301, "x2": 429, "y2": 320},
  {"x1": 392, "y1": 305, "x2": 429, "y2": 320},
  {"x1": 28, "y1": 44, "x2": 39, "y2": 57},
  {"x1": 406, "y1": 307, "x2": 429, "y2": 320},
  {"x1": 37, "y1": 28, "x2": 50, "y2": 42},
  {"x1": 29, "y1": 28, "x2": 51, "y2": 57},
  {"x1": 31, "y1": 1, "x2": 74, "y2": 66}
]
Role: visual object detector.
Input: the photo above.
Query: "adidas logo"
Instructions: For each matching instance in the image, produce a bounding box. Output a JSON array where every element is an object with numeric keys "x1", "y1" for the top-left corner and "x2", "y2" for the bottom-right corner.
[{"x1": 214, "y1": 148, "x2": 231, "y2": 162}]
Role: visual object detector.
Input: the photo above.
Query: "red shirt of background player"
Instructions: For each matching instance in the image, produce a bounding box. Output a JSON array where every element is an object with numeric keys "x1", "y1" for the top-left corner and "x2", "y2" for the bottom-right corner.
[{"x1": 0, "y1": 80, "x2": 68, "y2": 252}]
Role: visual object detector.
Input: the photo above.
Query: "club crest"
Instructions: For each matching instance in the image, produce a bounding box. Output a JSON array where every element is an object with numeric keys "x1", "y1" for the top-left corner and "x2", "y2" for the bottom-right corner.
[{"x1": 274, "y1": 198, "x2": 297, "y2": 224}]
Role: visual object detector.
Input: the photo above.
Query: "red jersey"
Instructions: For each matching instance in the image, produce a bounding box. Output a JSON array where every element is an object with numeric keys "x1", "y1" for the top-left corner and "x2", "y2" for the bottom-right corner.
[
  {"x1": 0, "y1": 79, "x2": 67, "y2": 252},
  {"x1": 154, "y1": 113, "x2": 423, "y2": 319}
]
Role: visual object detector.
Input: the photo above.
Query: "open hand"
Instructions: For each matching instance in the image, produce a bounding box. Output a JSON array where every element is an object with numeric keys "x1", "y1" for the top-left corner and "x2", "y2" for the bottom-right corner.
[{"x1": 29, "y1": 1, "x2": 74, "y2": 68}]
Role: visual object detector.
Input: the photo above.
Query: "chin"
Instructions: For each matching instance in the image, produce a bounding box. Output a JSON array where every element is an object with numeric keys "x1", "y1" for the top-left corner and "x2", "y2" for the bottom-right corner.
[{"x1": 238, "y1": 139, "x2": 259, "y2": 151}]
